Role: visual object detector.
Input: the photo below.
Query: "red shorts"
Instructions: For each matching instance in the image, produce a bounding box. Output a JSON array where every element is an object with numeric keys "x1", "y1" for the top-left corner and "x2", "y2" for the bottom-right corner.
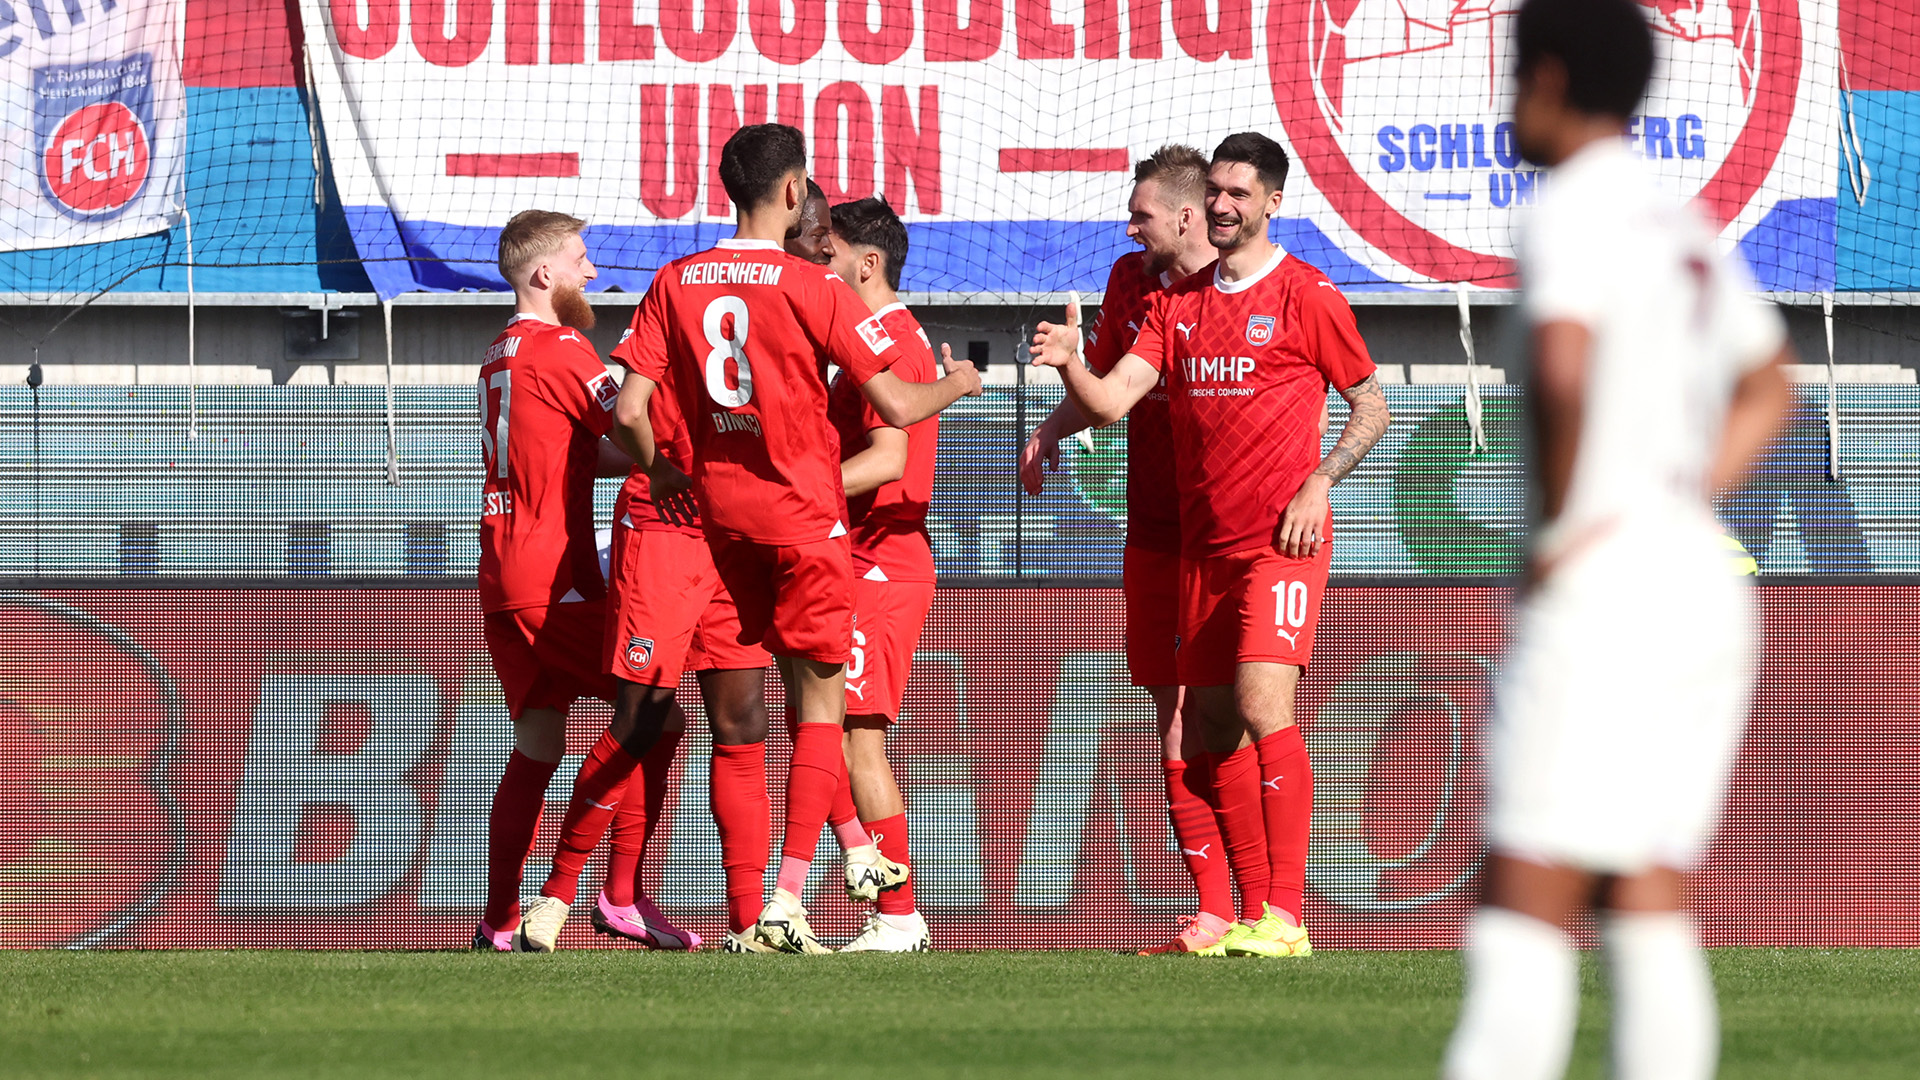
[
  {"x1": 1176, "y1": 542, "x2": 1333, "y2": 687},
  {"x1": 483, "y1": 601, "x2": 618, "y2": 717},
  {"x1": 846, "y1": 576, "x2": 936, "y2": 721},
  {"x1": 708, "y1": 533, "x2": 854, "y2": 664},
  {"x1": 1122, "y1": 545, "x2": 1181, "y2": 688},
  {"x1": 604, "y1": 527, "x2": 770, "y2": 686}
]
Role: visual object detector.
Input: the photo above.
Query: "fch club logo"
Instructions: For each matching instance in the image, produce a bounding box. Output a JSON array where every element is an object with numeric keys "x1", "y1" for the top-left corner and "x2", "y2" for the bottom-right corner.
[
  {"x1": 35, "y1": 55, "x2": 160, "y2": 221},
  {"x1": 1268, "y1": 0, "x2": 1803, "y2": 285}
]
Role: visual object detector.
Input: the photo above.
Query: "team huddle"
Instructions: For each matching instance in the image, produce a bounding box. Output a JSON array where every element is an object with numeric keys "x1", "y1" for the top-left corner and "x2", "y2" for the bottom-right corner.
[
  {"x1": 468, "y1": 116, "x2": 1385, "y2": 958},
  {"x1": 474, "y1": 124, "x2": 980, "y2": 955},
  {"x1": 468, "y1": 7, "x2": 1793, "y2": 1074}
]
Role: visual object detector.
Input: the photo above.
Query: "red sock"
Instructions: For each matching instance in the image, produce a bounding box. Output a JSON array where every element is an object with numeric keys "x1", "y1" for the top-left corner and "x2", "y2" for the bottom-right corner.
[
  {"x1": 710, "y1": 741, "x2": 769, "y2": 933},
  {"x1": 775, "y1": 722, "x2": 844, "y2": 895},
  {"x1": 1256, "y1": 727, "x2": 1313, "y2": 924},
  {"x1": 1165, "y1": 759, "x2": 1234, "y2": 921},
  {"x1": 603, "y1": 724, "x2": 684, "y2": 908},
  {"x1": 864, "y1": 812, "x2": 916, "y2": 915},
  {"x1": 484, "y1": 751, "x2": 559, "y2": 930},
  {"x1": 829, "y1": 768, "x2": 872, "y2": 851},
  {"x1": 541, "y1": 729, "x2": 638, "y2": 906},
  {"x1": 1205, "y1": 745, "x2": 1272, "y2": 923}
]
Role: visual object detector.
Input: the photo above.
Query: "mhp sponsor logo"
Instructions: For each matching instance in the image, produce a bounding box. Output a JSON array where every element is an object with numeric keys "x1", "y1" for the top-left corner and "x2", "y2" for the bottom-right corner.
[{"x1": 34, "y1": 54, "x2": 157, "y2": 221}]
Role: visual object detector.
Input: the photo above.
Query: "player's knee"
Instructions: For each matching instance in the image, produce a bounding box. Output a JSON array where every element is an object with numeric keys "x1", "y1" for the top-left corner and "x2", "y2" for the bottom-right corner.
[
  {"x1": 512, "y1": 708, "x2": 567, "y2": 763},
  {"x1": 845, "y1": 717, "x2": 889, "y2": 767},
  {"x1": 709, "y1": 698, "x2": 768, "y2": 746},
  {"x1": 661, "y1": 701, "x2": 688, "y2": 738},
  {"x1": 612, "y1": 683, "x2": 677, "y2": 755}
]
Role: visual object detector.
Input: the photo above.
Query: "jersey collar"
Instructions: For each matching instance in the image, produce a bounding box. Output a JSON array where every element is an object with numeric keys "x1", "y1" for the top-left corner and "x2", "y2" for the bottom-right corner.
[
  {"x1": 507, "y1": 312, "x2": 556, "y2": 326},
  {"x1": 873, "y1": 301, "x2": 909, "y2": 319},
  {"x1": 717, "y1": 237, "x2": 785, "y2": 252},
  {"x1": 1212, "y1": 242, "x2": 1288, "y2": 295}
]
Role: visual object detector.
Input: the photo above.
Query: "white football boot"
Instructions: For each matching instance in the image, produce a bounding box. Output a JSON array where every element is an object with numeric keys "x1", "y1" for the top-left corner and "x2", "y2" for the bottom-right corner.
[
  {"x1": 749, "y1": 889, "x2": 832, "y2": 955},
  {"x1": 839, "y1": 911, "x2": 931, "y2": 953},
  {"x1": 511, "y1": 896, "x2": 570, "y2": 953},
  {"x1": 842, "y1": 844, "x2": 911, "y2": 903}
]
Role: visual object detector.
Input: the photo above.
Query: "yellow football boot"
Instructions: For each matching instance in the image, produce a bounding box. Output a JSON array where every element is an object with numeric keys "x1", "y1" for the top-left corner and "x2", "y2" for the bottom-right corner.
[
  {"x1": 1224, "y1": 905, "x2": 1312, "y2": 957},
  {"x1": 1189, "y1": 919, "x2": 1258, "y2": 957}
]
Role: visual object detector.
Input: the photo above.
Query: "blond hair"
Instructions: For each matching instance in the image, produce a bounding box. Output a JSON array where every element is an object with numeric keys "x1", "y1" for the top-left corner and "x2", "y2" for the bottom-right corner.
[
  {"x1": 498, "y1": 210, "x2": 586, "y2": 284},
  {"x1": 1133, "y1": 145, "x2": 1208, "y2": 208}
]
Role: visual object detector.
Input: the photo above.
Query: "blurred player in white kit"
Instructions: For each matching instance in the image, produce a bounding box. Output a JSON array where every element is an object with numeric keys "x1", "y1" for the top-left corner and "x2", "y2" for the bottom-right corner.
[{"x1": 1443, "y1": 1, "x2": 1794, "y2": 1078}]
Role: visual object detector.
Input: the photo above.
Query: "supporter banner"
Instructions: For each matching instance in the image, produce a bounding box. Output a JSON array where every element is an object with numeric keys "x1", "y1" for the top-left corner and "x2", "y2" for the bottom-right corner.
[
  {"x1": 5, "y1": 585, "x2": 1915, "y2": 950},
  {"x1": 293, "y1": 0, "x2": 1837, "y2": 296},
  {"x1": 0, "y1": 0, "x2": 187, "y2": 252}
]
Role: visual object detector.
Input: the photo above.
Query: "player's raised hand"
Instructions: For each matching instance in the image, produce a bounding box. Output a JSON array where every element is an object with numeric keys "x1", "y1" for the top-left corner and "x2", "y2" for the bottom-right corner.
[
  {"x1": 941, "y1": 342, "x2": 984, "y2": 397},
  {"x1": 1029, "y1": 292, "x2": 1083, "y2": 369},
  {"x1": 1021, "y1": 420, "x2": 1064, "y2": 495}
]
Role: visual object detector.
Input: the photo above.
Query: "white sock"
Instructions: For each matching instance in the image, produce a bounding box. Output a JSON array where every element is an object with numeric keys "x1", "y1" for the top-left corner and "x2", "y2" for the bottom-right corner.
[
  {"x1": 1602, "y1": 912, "x2": 1718, "y2": 1080},
  {"x1": 1443, "y1": 907, "x2": 1580, "y2": 1080},
  {"x1": 878, "y1": 911, "x2": 921, "y2": 931}
]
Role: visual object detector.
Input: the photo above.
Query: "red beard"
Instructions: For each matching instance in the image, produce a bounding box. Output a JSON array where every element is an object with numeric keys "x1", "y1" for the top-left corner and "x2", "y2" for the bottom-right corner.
[{"x1": 553, "y1": 282, "x2": 596, "y2": 331}]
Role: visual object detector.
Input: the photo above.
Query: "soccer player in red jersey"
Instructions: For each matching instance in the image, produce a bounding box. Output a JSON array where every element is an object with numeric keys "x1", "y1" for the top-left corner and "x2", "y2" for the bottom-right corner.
[
  {"x1": 616, "y1": 124, "x2": 981, "y2": 953},
  {"x1": 515, "y1": 368, "x2": 775, "y2": 952},
  {"x1": 1020, "y1": 146, "x2": 1266, "y2": 955},
  {"x1": 1032, "y1": 133, "x2": 1392, "y2": 958},
  {"x1": 471, "y1": 211, "x2": 634, "y2": 952},
  {"x1": 812, "y1": 196, "x2": 943, "y2": 952}
]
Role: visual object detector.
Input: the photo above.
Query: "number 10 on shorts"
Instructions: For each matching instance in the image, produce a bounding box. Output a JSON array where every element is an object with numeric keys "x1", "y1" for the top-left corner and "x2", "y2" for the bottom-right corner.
[{"x1": 1272, "y1": 580, "x2": 1308, "y2": 643}]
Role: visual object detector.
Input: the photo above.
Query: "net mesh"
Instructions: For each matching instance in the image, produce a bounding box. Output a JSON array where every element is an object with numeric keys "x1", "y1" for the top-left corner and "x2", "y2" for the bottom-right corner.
[{"x1": 0, "y1": 3, "x2": 1913, "y2": 312}]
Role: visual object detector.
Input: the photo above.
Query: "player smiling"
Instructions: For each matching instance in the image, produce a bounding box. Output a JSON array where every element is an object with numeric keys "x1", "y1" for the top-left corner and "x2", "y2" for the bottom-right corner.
[
  {"x1": 1031, "y1": 132, "x2": 1392, "y2": 959},
  {"x1": 1022, "y1": 145, "x2": 1269, "y2": 956},
  {"x1": 471, "y1": 211, "x2": 637, "y2": 952}
]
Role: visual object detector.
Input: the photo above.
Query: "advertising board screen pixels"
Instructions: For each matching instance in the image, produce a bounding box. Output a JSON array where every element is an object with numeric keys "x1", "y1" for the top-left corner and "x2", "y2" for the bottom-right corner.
[{"x1": 5, "y1": 585, "x2": 1914, "y2": 950}]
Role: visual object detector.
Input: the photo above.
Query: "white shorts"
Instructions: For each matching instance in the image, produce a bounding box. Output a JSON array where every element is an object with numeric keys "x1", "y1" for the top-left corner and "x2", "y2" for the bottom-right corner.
[{"x1": 1489, "y1": 520, "x2": 1755, "y2": 875}]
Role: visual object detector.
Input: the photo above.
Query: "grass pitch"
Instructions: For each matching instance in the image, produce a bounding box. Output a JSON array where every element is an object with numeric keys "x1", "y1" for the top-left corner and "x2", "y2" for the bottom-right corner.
[{"x1": 1, "y1": 950, "x2": 1914, "y2": 1078}]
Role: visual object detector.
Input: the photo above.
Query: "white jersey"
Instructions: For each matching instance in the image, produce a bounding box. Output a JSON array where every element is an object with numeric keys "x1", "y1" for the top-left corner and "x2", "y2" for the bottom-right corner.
[
  {"x1": 1519, "y1": 138, "x2": 1785, "y2": 549},
  {"x1": 1491, "y1": 138, "x2": 1786, "y2": 875}
]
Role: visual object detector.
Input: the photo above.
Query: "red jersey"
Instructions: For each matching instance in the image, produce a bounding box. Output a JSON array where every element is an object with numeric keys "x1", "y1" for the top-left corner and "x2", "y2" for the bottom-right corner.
[
  {"x1": 827, "y1": 303, "x2": 940, "y2": 583},
  {"x1": 622, "y1": 237, "x2": 908, "y2": 545},
  {"x1": 611, "y1": 323, "x2": 702, "y2": 538},
  {"x1": 1129, "y1": 247, "x2": 1376, "y2": 558},
  {"x1": 1085, "y1": 251, "x2": 1179, "y2": 554},
  {"x1": 476, "y1": 316, "x2": 619, "y2": 612}
]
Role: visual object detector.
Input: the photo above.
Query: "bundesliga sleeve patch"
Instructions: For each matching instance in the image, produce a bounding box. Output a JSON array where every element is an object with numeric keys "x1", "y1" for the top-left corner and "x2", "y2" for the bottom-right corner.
[
  {"x1": 857, "y1": 315, "x2": 895, "y2": 355},
  {"x1": 588, "y1": 370, "x2": 619, "y2": 411}
]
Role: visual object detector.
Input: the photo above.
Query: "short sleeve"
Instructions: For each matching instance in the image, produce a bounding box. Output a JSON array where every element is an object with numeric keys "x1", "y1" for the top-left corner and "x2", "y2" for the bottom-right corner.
[
  {"x1": 546, "y1": 337, "x2": 618, "y2": 437},
  {"x1": 1298, "y1": 279, "x2": 1377, "y2": 391},
  {"x1": 823, "y1": 273, "x2": 907, "y2": 385},
  {"x1": 613, "y1": 269, "x2": 673, "y2": 382},
  {"x1": 1713, "y1": 249, "x2": 1788, "y2": 374},
  {"x1": 1084, "y1": 259, "x2": 1134, "y2": 376},
  {"x1": 1520, "y1": 199, "x2": 1613, "y2": 327},
  {"x1": 1128, "y1": 292, "x2": 1171, "y2": 373}
]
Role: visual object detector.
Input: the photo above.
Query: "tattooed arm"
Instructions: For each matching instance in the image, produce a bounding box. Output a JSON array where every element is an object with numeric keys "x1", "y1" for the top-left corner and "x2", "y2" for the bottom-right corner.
[{"x1": 1276, "y1": 373, "x2": 1392, "y2": 558}]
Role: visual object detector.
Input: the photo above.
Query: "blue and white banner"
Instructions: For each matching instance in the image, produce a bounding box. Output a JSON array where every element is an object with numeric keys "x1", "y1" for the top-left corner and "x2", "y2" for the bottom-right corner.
[
  {"x1": 0, "y1": 0, "x2": 186, "y2": 252},
  {"x1": 294, "y1": 0, "x2": 1837, "y2": 298}
]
